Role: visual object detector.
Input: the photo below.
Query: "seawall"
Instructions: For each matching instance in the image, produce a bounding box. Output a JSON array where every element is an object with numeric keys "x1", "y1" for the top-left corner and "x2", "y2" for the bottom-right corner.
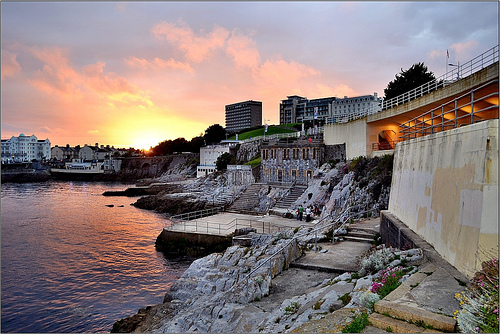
[
  {"x1": 155, "y1": 229, "x2": 233, "y2": 258},
  {"x1": 386, "y1": 119, "x2": 498, "y2": 278}
]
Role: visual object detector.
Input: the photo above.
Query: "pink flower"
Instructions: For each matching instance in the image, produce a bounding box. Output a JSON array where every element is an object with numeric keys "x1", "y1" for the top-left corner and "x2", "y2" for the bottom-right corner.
[{"x1": 493, "y1": 309, "x2": 499, "y2": 314}]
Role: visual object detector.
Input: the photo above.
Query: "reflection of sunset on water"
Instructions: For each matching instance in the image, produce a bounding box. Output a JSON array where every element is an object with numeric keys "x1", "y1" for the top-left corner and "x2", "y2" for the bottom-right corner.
[{"x1": 1, "y1": 181, "x2": 190, "y2": 333}]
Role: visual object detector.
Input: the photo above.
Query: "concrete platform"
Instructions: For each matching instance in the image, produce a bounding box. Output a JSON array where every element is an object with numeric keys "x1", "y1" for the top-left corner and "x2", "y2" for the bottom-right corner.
[
  {"x1": 292, "y1": 241, "x2": 373, "y2": 273},
  {"x1": 167, "y1": 212, "x2": 315, "y2": 235}
]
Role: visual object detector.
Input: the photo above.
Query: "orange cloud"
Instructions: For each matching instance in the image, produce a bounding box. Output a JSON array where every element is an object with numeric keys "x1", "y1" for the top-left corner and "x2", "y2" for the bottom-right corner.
[
  {"x1": 311, "y1": 83, "x2": 357, "y2": 98},
  {"x1": 124, "y1": 56, "x2": 194, "y2": 72},
  {"x1": 226, "y1": 30, "x2": 261, "y2": 69},
  {"x1": 25, "y1": 46, "x2": 154, "y2": 108},
  {"x1": 1, "y1": 50, "x2": 22, "y2": 80},
  {"x1": 151, "y1": 19, "x2": 229, "y2": 62},
  {"x1": 253, "y1": 58, "x2": 320, "y2": 84},
  {"x1": 28, "y1": 46, "x2": 84, "y2": 101}
]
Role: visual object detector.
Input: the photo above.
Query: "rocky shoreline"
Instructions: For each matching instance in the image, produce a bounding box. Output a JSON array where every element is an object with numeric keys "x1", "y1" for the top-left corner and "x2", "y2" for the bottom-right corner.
[
  {"x1": 112, "y1": 223, "x2": 426, "y2": 333},
  {"x1": 110, "y1": 156, "x2": 398, "y2": 333}
]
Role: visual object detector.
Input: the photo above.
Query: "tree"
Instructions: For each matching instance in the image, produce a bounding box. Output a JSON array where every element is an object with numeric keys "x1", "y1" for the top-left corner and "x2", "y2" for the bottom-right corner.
[
  {"x1": 204, "y1": 124, "x2": 226, "y2": 145},
  {"x1": 384, "y1": 62, "x2": 436, "y2": 100},
  {"x1": 215, "y1": 152, "x2": 234, "y2": 171}
]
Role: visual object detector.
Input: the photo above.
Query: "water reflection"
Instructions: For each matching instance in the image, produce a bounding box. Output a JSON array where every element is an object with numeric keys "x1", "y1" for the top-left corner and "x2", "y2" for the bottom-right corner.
[{"x1": 1, "y1": 181, "x2": 190, "y2": 333}]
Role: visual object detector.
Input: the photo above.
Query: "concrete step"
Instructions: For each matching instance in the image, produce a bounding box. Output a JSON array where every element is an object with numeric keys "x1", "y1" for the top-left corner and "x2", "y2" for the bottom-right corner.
[
  {"x1": 368, "y1": 313, "x2": 442, "y2": 333},
  {"x1": 374, "y1": 300, "x2": 456, "y2": 332},
  {"x1": 347, "y1": 227, "x2": 378, "y2": 236},
  {"x1": 343, "y1": 236, "x2": 373, "y2": 243},
  {"x1": 347, "y1": 231, "x2": 376, "y2": 239}
]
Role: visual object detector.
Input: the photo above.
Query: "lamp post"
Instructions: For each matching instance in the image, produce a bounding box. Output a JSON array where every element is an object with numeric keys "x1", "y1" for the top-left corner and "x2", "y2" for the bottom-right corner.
[
  {"x1": 263, "y1": 119, "x2": 270, "y2": 140},
  {"x1": 448, "y1": 62, "x2": 460, "y2": 80}
]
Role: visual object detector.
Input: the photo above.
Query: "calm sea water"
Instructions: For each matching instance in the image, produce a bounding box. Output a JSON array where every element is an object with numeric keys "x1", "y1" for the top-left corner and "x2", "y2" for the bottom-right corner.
[{"x1": 1, "y1": 180, "x2": 191, "y2": 333}]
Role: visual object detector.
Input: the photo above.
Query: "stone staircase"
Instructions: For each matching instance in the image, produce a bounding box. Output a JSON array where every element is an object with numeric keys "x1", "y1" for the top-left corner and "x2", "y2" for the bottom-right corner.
[
  {"x1": 343, "y1": 224, "x2": 377, "y2": 243},
  {"x1": 273, "y1": 185, "x2": 307, "y2": 210},
  {"x1": 366, "y1": 261, "x2": 460, "y2": 333},
  {"x1": 227, "y1": 183, "x2": 267, "y2": 213}
]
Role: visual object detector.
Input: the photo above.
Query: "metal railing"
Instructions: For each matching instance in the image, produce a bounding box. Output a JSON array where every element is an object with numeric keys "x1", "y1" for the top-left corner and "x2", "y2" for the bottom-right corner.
[
  {"x1": 165, "y1": 215, "x2": 298, "y2": 236},
  {"x1": 399, "y1": 79, "x2": 499, "y2": 141},
  {"x1": 382, "y1": 45, "x2": 498, "y2": 111},
  {"x1": 372, "y1": 140, "x2": 400, "y2": 151},
  {"x1": 169, "y1": 206, "x2": 226, "y2": 222},
  {"x1": 240, "y1": 205, "x2": 378, "y2": 302}
]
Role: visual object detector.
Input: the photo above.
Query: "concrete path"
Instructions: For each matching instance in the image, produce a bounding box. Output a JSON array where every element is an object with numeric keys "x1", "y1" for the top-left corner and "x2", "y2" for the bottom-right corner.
[{"x1": 292, "y1": 241, "x2": 373, "y2": 273}]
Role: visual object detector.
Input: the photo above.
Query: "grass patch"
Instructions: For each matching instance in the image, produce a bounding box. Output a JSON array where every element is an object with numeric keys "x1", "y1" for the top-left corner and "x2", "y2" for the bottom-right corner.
[
  {"x1": 228, "y1": 125, "x2": 297, "y2": 140},
  {"x1": 339, "y1": 293, "x2": 352, "y2": 306},
  {"x1": 341, "y1": 311, "x2": 369, "y2": 333},
  {"x1": 245, "y1": 156, "x2": 261, "y2": 168}
]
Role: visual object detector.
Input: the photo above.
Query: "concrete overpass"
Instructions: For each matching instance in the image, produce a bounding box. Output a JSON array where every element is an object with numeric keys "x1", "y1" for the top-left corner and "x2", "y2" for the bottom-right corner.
[{"x1": 324, "y1": 60, "x2": 498, "y2": 160}]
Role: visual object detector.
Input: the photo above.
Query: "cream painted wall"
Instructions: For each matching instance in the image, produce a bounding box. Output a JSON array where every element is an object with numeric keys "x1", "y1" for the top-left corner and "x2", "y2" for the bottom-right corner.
[
  {"x1": 389, "y1": 119, "x2": 498, "y2": 278},
  {"x1": 324, "y1": 119, "x2": 368, "y2": 160}
]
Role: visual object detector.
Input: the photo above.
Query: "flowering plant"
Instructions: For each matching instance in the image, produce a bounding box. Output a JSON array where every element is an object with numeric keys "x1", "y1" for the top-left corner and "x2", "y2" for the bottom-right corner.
[
  {"x1": 358, "y1": 246, "x2": 396, "y2": 276},
  {"x1": 455, "y1": 255, "x2": 499, "y2": 333},
  {"x1": 370, "y1": 266, "x2": 407, "y2": 298},
  {"x1": 359, "y1": 291, "x2": 380, "y2": 311}
]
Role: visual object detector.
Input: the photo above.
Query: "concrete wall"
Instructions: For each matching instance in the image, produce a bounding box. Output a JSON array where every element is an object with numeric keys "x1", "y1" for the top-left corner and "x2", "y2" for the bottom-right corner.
[
  {"x1": 388, "y1": 119, "x2": 498, "y2": 278},
  {"x1": 323, "y1": 118, "x2": 367, "y2": 160}
]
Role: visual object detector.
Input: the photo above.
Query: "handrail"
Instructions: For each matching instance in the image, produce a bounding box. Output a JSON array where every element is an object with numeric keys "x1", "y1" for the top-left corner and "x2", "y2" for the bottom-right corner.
[
  {"x1": 240, "y1": 205, "x2": 378, "y2": 302},
  {"x1": 165, "y1": 215, "x2": 299, "y2": 235},
  {"x1": 169, "y1": 206, "x2": 226, "y2": 222},
  {"x1": 399, "y1": 79, "x2": 499, "y2": 141},
  {"x1": 382, "y1": 45, "x2": 498, "y2": 111}
]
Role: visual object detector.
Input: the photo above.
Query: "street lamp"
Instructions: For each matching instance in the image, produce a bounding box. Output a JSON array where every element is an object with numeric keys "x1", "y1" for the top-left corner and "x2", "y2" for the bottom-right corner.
[
  {"x1": 448, "y1": 62, "x2": 460, "y2": 79},
  {"x1": 263, "y1": 119, "x2": 270, "y2": 140}
]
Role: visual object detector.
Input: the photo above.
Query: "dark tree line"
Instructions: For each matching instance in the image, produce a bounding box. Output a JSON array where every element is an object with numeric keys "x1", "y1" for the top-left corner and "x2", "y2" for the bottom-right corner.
[
  {"x1": 384, "y1": 62, "x2": 437, "y2": 100},
  {"x1": 149, "y1": 124, "x2": 226, "y2": 156}
]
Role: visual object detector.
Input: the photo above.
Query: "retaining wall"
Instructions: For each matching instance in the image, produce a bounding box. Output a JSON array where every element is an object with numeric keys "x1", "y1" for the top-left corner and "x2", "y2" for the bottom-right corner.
[{"x1": 387, "y1": 119, "x2": 498, "y2": 278}]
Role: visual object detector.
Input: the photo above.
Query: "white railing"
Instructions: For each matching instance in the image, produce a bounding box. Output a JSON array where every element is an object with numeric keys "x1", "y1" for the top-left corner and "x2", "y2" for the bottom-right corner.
[
  {"x1": 165, "y1": 216, "x2": 296, "y2": 235},
  {"x1": 169, "y1": 206, "x2": 226, "y2": 222},
  {"x1": 382, "y1": 45, "x2": 498, "y2": 111},
  {"x1": 240, "y1": 131, "x2": 301, "y2": 144}
]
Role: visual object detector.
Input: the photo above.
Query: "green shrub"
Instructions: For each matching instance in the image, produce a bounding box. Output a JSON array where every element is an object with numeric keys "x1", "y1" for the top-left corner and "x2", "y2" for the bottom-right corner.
[{"x1": 341, "y1": 311, "x2": 369, "y2": 333}]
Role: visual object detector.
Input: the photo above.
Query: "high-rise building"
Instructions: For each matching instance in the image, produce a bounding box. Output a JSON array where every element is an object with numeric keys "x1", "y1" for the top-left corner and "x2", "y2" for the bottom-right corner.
[{"x1": 225, "y1": 100, "x2": 262, "y2": 133}]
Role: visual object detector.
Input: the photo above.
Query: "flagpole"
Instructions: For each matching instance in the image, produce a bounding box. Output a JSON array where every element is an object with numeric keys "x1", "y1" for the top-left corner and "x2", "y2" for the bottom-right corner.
[{"x1": 446, "y1": 49, "x2": 449, "y2": 82}]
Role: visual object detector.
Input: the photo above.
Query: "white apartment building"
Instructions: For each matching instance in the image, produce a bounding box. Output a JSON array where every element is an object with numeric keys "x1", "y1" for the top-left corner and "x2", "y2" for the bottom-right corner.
[
  {"x1": 331, "y1": 93, "x2": 382, "y2": 123},
  {"x1": 196, "y1": 141, "x2": 239, "y2": 177},
  {"x1": 280, "y1": 93, "x2": 382, "y2": 125},
  {"x1": 1, "y1": 133, "x2": 51, "y2": 163}
]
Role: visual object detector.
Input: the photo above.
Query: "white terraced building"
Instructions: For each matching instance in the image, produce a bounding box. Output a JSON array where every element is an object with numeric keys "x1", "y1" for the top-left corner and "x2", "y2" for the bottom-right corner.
[{"x1": 1, "y1": 133, "x2": 51, "y2": 163}]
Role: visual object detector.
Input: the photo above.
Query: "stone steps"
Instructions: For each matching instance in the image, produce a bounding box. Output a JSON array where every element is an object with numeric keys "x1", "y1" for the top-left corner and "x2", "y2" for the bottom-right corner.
[
  {"x1": 228, "y1": 183, "x2": 266, "y2": 212},
  {"x1": 274, "y1": 186, "x2": 307, "y2": 209},
  {"x1": 368, "y1": 262, "x2": 458, "y2": 333},
  {"x1": 368, "y1": 313, "x2": 443, "y2": 333},
  {"x1": 342, "y1": 235, "x2": 374, "y2": 243}
]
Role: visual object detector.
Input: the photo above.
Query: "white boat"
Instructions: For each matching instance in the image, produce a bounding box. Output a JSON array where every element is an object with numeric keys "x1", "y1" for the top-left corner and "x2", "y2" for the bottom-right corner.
[{"x1": 50, "y1": 162, "x2": 105, "y2": 180}]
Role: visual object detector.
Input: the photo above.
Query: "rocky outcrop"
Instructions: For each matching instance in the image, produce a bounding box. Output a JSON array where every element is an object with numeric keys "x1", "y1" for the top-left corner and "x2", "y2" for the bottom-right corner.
[{"x1": 114, "y1": 224, "x2": 425, "y2": 333}]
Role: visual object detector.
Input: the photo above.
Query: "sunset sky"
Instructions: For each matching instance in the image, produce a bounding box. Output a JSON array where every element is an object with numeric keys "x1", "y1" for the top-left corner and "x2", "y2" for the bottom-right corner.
[{"x1": 1, "y1": 1, "x2": 498, "y2": 149}]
